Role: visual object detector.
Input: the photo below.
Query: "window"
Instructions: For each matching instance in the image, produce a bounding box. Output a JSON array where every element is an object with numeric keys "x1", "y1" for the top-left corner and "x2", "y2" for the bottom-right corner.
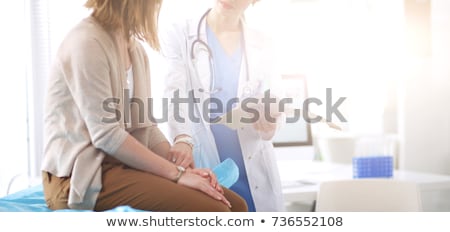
[
  {"x1": 0, "y1": 0, "x2": 89, "y2": 196},
  {"x1": 0, "y1": 1, "x2": 28, "y2": 196}
]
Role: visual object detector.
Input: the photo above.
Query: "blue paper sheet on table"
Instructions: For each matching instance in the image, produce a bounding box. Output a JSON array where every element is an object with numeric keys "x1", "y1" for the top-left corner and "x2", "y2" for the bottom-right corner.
[{"x1": 0, "y1": 158, "x2": 239, "y2": 212}]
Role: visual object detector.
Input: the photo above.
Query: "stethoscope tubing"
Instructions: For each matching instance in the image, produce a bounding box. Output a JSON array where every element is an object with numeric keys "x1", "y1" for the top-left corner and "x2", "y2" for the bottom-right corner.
[{"x1": 190, "y1": 8, "x2": 250, "y2": 94}]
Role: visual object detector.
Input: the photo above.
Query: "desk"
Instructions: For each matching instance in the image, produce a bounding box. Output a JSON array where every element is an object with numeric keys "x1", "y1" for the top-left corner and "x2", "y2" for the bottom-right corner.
[{"x1": 278, "y1": 160, "x2": 450, "y2": 211}]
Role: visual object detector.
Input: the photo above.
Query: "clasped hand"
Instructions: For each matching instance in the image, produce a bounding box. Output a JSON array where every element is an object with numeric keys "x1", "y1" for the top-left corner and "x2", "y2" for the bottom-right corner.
[{"x1": 167, "y1": 145, "x2": 231, "y2": 208}]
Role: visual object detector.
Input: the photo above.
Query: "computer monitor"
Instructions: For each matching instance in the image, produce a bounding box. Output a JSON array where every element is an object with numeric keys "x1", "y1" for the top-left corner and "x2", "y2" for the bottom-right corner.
[
  {"x1": 272, "y1": 74, "x2": 312, "y2": 147},
  {"x1": 272, "y1": 74, "x2": 314, "y2": 160}
]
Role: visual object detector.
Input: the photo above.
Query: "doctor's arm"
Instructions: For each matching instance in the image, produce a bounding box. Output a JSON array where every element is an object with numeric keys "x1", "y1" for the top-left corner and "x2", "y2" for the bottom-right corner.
[
  {"x1": 159, "y1": 22, "x2": 195, "y2": 168},
  {"x1": 114, "y1": 136, "x2": 226, "y2": 203},
  {"x1": 253, "y1": 39, "x2": 285, "y2": 141}
]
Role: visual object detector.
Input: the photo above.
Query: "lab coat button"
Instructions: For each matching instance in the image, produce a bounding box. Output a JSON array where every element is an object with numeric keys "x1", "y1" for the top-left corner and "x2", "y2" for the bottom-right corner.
[{"x1": 255, "y1": 186, "x2": 259, "y2": 190}]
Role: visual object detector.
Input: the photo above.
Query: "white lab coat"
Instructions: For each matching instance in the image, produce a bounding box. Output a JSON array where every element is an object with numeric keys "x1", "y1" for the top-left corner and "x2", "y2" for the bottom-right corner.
[{"x1": 160, "y1": 10, "x2": 284, "y2": 212}]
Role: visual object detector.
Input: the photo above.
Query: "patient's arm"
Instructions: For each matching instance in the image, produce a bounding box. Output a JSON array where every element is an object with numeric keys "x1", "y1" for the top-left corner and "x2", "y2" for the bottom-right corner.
[
  {"x1": 113, "y1": 135, "x2": 178, "y2": 180},
  {"x1": 112, "y1": 135, "x2": 231, "y2": 207},
  {"x1": 151, "y1": 141, "x2": 171, "y2": 160}
]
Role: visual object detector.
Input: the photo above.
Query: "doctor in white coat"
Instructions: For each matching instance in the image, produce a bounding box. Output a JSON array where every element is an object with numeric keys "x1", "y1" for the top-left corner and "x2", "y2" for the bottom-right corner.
[{"x1": 160, "y1": 0, "x2": 284, "y2": 211}]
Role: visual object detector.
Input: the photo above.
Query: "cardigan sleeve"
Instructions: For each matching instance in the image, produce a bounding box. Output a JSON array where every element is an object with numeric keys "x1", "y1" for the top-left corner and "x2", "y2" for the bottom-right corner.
[{"x1": 60, "y1": 37, "x2": 128, "y2": 155}]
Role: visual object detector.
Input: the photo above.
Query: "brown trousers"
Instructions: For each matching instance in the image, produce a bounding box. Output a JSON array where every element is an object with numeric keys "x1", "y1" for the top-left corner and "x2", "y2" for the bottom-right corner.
[{"x1": 42, "y1": 157, "x2": 248, "y2": 212}]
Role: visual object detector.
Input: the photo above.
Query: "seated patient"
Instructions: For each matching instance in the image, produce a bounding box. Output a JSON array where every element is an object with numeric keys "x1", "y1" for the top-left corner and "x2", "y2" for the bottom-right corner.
[{"x1": 41, "y1": 0, "x2": 247, "y2": 212}]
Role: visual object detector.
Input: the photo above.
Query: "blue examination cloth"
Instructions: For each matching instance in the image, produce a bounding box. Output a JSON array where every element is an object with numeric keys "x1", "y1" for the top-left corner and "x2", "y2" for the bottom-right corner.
[
  {"x1": 207, "y1": 25, "x2": 256, "y2": 212},
  {"x1": 0, "y1": 159, "x2": 239, "y2": 212}
]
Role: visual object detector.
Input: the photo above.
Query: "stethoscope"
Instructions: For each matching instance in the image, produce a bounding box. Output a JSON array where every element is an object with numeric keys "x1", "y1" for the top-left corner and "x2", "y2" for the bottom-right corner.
[{"x1": 190, "y1": 8, "x2": 255, "y2": 97}]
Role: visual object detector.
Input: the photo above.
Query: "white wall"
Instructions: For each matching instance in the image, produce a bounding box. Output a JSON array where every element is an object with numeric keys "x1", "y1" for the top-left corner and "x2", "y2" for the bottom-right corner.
[
  {"x1": 430, "y1": 0, "x2": 450, "y2": 174},
  {"x1": 399, "y1": 0, "x2": 450, "y2": 175}
]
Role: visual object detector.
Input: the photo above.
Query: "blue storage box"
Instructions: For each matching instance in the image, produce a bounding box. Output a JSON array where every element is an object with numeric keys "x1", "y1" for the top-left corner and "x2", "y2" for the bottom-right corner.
[{"x1": 352, "y1": 156, "x2": 393, "y2": 178}]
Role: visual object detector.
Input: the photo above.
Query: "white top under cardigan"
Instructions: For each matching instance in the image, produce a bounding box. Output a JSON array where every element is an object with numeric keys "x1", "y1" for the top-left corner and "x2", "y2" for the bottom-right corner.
[{"x1": 127, "y1": 67, "x2": 134, "y2": 98}]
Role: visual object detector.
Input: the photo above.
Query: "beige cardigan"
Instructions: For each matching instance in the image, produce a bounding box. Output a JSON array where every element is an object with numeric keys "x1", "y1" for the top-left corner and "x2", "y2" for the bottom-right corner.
[{"x1": 41, "y1": 17, "x2": 167, "y2": 210}]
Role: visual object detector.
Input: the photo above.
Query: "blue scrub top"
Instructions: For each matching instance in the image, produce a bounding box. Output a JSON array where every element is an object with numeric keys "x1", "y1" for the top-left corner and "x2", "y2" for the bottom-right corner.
[{"x1": 206, "y1": 25, "x2": 256, "y2": 212}]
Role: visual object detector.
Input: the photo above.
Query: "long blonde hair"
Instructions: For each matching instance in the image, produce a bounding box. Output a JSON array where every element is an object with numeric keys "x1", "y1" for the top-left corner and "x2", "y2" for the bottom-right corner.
[{"x1": 85, "y1": 0, "x2": 162, "y2": 50}]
